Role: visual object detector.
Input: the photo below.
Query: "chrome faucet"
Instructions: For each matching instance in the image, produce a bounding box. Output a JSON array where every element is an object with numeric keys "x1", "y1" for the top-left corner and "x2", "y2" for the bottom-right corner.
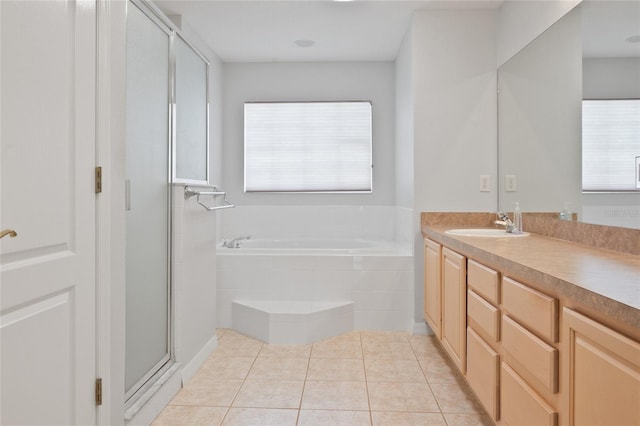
[
  {"x1": 495, "y1": 212, "x2": 516, "y2": 233},
  {"x1": 222, "y1": 235, "x2": 251, "y2": 248}
]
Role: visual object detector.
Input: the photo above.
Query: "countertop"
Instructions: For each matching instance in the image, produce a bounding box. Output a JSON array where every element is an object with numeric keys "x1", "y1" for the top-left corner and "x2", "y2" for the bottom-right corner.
[{"x1": 422, "y1": 224, "x2": 640, "y2": 331}]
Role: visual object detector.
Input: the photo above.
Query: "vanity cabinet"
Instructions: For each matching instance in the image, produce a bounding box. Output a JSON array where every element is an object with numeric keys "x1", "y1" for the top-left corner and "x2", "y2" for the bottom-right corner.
[
  {"x1": 441, "y1": 247, "x2": 467, "y2": 373},
  {"x1": 422, "y1": 219, "x2": 639, "y2": 426},
  {"x1": 423, "y1": 239, "x2": 442, "y2": 338},
  {"x1": 563, "y1": 308, "x2": 640, "y2": 426},
  {"x1": 423, "y1": 240, "x2": 467, "y2": 372},
  {"x1": 466, "y1": 260, "x2": 501, "y2": 421}
]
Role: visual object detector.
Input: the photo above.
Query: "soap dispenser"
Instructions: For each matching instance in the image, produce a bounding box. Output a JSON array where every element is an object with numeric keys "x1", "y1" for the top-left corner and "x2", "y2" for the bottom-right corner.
[
  {"x1": 513, "y1": 202, "x2": 523, "y2": 234},
  {"x1": 559, "y1": 202, "x2": 572, "y2": 221}
]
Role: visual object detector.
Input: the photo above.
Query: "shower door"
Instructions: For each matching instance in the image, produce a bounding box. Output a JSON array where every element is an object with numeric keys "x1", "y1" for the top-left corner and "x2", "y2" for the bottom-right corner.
[{"x1": 125, "y1": 1, "x2": 172, "y2": 400}]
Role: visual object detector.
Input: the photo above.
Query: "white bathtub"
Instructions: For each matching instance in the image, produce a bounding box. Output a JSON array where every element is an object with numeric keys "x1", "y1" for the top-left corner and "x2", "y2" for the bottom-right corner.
[{"x1": 216, "y1": 237, "x2": 413, "y2": 335}]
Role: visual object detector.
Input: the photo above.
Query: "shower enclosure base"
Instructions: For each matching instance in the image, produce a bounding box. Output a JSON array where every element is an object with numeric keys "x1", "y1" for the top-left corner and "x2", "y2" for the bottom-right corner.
[{"x1": 231, "y1": 300, "x2": 354, "y2": 344}]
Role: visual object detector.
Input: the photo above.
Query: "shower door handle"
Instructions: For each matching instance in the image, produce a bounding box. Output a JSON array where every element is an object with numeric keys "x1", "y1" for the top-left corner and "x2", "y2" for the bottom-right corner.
[{"x1": 125, "y1": 179, "x2": 131, "y2": 211}]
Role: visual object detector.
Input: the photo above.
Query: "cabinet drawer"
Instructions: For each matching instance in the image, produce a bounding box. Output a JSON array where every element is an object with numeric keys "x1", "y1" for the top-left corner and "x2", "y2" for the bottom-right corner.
[
  {"x1": 467, "y1": 290, "x2": 500, "y2": 342},
  {"x1": 501, "y1": 363, "x2": 558, "y2": 426},
  {"x1": 468, "y1": 260, "x2": 499, "y2": 305},
  {"x1": 502, "y1": 277, "x2": 558, "y2": 342},
  {"x1": 467, "y1": 327, "x2": 500, "y2": 421},
  {"x1": 502, "y1": 315, "x2": 558, "y2": 394}
]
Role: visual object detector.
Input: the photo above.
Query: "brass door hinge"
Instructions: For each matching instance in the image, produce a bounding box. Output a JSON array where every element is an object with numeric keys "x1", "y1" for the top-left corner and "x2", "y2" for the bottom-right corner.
[
  {"x1": 95, "y1": 167, "x2": 102, "y2": 194},
  {"x1": 95, "y1": 378, "x2": 103, "y2": 406}
]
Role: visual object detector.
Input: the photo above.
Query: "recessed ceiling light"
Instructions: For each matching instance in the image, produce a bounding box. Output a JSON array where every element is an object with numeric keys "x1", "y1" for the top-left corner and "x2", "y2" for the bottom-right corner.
[
  {"x1": 626, "y1": 34, "x2": 640, "y2": 43},
  {"x1": 294, "y1": 39, "x2": 315, "y2": 48}
]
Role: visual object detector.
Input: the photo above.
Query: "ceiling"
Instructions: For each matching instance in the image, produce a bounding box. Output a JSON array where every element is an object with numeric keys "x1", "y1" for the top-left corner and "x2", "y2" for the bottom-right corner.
[
  {"x1": 581, "y1": 0, "x2": 640, "y2": 58},
  {"x1": 154, "y1": 0, "x2": 503, "y2": 63}
]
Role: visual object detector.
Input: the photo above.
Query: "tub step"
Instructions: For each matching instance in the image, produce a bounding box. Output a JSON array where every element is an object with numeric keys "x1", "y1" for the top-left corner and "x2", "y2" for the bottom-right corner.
[{"x1": 231, "y1": 300, "x2": 354, "y2": 345}]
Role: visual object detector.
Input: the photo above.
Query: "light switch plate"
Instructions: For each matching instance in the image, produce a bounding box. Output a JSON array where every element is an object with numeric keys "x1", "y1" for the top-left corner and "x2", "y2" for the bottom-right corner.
[
  {"x1": 505, "y1": 175, "x2": 517, "y2": 192},
  {"x1": 480, "y1": 175, "x2": 490, "y2": 192}
]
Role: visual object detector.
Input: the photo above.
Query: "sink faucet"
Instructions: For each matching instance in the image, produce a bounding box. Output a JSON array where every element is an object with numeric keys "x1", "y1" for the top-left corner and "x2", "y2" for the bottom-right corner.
[
  {"x1": 222, "y1": 235, "x2": 251, "y2": 248},
  {"x1": 495, "y1": 212, "x2": 516, "y2": 233}
]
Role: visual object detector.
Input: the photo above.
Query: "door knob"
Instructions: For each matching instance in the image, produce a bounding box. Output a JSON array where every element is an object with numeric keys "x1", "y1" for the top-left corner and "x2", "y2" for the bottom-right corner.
[{"x1": 0, "y1": 229, "x2": 17, "y2": 239}]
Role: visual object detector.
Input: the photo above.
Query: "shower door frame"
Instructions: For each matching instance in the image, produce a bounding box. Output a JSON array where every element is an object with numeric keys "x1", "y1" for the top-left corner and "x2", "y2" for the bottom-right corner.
[{"x1": 124, "y1": 0, "x2": 175, "y2": 405}]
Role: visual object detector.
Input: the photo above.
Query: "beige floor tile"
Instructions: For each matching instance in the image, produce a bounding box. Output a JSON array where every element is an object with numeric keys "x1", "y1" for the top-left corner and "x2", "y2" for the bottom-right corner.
[
  {"x1": 301, "y1": 381, "x2": 369, "y2": 411},
  {"x1": 364, "y1": 358, "x2": 426, "y2": 383},
  {"x1": 307, "y1": 358, "x2": 366, "y2": 381},
  {"x1": 233, "y1": 379, "x2": 304, "y2": 409},
  {"x1": 417, "y1": 353, "x2": 463, "y2": 385},
  {"x1": 367, "y1": 382, "x2": 440, "y2": 413},
  {"x1": 311, "y1": 340, "x2": 363, "y2": 359},
  {"x1": 362, "y1": 341, "x2": 416, "y2": 360},
  {"x1": 259, "y1": 344, "x2": 311, "y2": 358},
  {"x1": 214, "y1": 338, "x2": 263, "y2": 358},
  {"x1": 221, "y1": 408, "x2": 298, "y2": 426},
  {"x1": 298, "y1": 409, "x2": 372, "y2": 426},
  {"x1": 170, "y1": 378, "x2": 243, "y2": 407},
  {"x1": 151, "y1": 405, "x2": 227, "y2": 426},
  {"x1": 443, "y1": 413, "x2": 494, "y2": 426},
  {"x1": 430, "y1": 383, "x2": 483, "y2": 414},
  {"x1": 361, "y1": 331, "x2": 410, "y2": 345},
  {"x1": 246, "y1": 357, "x2": 309, "y2": 380},
  {"x1": 408, "y1": 335, "x2": 442, "y2": 357},
  {"x1": 371, "y1": 411, "x2": 447, "y2": 426},
  {"x1": 198, "y1": 356, "x2": 255, "y2": 380}
]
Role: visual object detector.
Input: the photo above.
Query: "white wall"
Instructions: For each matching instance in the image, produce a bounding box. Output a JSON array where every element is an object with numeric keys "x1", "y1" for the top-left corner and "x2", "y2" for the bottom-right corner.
[
  {"x1": 410, "y1": 9, "x2": 498, "y2": 323},
  {"x1": 221, "y1": 62, "x2": 395, "y2": 207},
  {"x1": 170, "y1": 17, "x2": 223, "y2": 378}
]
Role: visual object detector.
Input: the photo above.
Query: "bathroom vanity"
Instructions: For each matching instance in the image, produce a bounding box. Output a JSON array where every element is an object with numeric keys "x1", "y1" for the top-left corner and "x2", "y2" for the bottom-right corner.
[{"x1": 421, "y1": 213, "x2": 640, "y2": 426}]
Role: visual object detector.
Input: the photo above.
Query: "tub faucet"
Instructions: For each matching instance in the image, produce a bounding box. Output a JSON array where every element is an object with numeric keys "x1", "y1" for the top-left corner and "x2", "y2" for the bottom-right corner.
[
  {"x1": 222, "y1": 235, "x2": 251, "y2": 248},
  {"x1": 494, "y1": 212, "x2": 516, "y2": 233}
]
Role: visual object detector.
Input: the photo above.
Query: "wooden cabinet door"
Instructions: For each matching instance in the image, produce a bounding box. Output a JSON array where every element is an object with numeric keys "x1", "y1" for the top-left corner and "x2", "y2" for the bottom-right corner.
[
  {"x1": 424, "y1": 239, "x2": 442, "y2": 338},
  {"x1": 441, "y1": 247, "x2": 467, "y2": 373},
  {"x1": 563, "y1": 308, "x2": 640, "y2": 426},
  {"x1": 467, "y1": 327, "x2": 500, "y2": 420}
]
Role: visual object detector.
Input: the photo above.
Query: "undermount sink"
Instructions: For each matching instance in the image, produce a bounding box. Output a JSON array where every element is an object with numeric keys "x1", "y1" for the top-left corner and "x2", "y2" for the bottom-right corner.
[{"x1": 445, "y1": 228, "x2": 529, "y2": 237}]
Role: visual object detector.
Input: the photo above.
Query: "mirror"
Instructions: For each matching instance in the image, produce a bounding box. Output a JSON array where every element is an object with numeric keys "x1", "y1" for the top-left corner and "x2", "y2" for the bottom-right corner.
[{"x1": 498, "y1": 1, "x2": 640, "y2": 229}]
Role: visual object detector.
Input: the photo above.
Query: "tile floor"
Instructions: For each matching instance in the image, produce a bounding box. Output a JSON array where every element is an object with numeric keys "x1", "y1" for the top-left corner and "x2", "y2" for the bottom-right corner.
[{"x1": 152, "y1": 329, "x2": 493, "y2": 425}]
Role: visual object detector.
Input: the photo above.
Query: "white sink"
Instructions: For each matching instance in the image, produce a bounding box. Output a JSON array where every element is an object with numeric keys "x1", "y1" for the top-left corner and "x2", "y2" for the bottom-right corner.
[{"x1": 445, "y1": 228, "x2": 529, "y2": 237}]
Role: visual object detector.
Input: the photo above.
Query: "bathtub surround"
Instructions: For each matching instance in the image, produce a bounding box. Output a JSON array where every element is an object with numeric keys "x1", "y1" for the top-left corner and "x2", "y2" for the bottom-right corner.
[
  {"x1": 232, "y1": 301, "x2": 354, "y2": 344},
  {"x1": 216, "y1": 205, "x2": 413, "y2": 336}
]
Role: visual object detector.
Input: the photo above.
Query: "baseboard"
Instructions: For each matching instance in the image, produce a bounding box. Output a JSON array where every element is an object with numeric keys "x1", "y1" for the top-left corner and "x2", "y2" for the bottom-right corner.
[
  {"x1": 413, "y1": 320, "x2": 433, "y2": 335},
  {"x1": 181, "y1": 334, "x2": 219, "y2": 385}
]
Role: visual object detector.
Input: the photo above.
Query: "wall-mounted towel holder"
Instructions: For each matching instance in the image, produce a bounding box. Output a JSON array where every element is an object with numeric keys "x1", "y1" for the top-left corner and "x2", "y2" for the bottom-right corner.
[{"x1": 184, "y1": 185, "x2": 235, "y2": 211}]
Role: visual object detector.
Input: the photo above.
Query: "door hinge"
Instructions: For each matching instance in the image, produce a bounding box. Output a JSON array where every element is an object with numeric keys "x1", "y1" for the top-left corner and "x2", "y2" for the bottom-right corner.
[
  {"x1": 95, "y1": 166, "x2": 102, "y2": 194},
  {"x1": 95, "y1": 378, "x2": 103, "y2": 406}
]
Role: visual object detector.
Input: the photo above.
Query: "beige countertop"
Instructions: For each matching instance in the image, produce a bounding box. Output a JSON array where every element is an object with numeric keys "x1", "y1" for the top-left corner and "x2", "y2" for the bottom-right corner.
[{"x1": 422, "y1": 224, "x2": 640, "y2": 331}]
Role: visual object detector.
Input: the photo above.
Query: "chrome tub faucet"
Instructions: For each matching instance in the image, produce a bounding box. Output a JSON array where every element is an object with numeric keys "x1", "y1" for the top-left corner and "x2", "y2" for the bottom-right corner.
[{"x1": 222, "y1": 236, "x2": 251, "y2": 248}]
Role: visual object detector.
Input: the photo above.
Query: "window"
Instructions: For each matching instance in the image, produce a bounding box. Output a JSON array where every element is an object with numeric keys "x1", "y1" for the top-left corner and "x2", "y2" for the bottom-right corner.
[
  {"x1": 244, "y1": 101, "x2": 373, "y2": 192},
  {"x1": 582, "y1": 99, "x2": 640, "y2": 191}
]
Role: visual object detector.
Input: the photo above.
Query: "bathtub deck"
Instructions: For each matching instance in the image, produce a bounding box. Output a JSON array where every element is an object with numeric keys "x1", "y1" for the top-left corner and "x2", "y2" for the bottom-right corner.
[{"x1": 232, "y1": 300, "x2": 354, "y2": 345}]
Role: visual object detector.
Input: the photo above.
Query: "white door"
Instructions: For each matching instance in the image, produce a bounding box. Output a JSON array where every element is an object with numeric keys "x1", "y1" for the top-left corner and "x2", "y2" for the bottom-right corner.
[{"x1": 1, "y1": 1, "x2": 97, "y2": 425}]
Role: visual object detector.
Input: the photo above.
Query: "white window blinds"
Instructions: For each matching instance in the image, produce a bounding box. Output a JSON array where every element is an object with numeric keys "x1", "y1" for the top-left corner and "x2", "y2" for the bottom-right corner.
[
  {"x1": 244, "y1": 101, "x2": 373, "y2": 192},
  {"x1": 582, "y1": 99, "x2": 640, "y2": 191}
]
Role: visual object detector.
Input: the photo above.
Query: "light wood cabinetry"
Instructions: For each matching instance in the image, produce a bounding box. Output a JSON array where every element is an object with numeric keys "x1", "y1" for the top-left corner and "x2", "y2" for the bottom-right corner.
[
  {"x1": 423, "y1": 239, "x2": 442, "y2": 338},
  {"x1": 501, "y1": 363, "x2": 558, "y2": 426},
  {"x1": 563, "y1": 308, "x2": 640, "y2": 426},
  {"x1": 467, "y1": 327, "x2": 500, "y2": 420},
  {"x1": 422, "y1": 235, "x2": 639, "y2": 426},
  {"x1": 441, "y1": 247, "x2": 467, "y2": 373}
]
